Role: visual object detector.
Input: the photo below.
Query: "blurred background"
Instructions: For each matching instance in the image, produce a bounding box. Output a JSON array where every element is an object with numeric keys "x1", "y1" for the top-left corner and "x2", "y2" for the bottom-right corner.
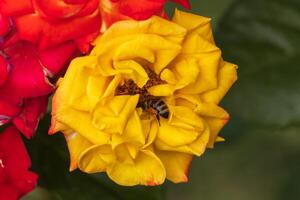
[{"x1": 23, "y1": 0, "x2": 300, "y2": 199}]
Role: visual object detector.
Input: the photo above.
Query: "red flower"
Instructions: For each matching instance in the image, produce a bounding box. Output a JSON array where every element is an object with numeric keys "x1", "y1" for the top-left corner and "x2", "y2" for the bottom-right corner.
[
  {"x1": 0, "y1": 0, "x2": 98, "y2": 138},
  {"x1": 0, "y1": 0, "x2": 101, "y2": 53},
  {"x1": 0, "y1": 41, "x2": 75, "y2": 138},
  {"x1": 100, "y1": 0, "x2": 190, "y2": 27},
  {"x1": 0, "y1": 126, "x2": 38, "y2": 200}
]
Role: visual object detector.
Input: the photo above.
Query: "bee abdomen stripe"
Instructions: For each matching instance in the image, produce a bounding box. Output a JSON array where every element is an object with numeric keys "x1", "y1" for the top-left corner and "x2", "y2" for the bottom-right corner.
[
  {"x1": 159, "y1": 108, "x2": 169, "y2": 113},
  {"x1": 157, "y1": 104, "x2": 167, "y2": 111}
]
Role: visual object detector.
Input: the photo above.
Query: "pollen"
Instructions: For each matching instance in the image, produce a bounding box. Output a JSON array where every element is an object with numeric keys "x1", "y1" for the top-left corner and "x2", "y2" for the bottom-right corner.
[{"x1": 115, "y1": 66, "x2": 166, "y2": 97}]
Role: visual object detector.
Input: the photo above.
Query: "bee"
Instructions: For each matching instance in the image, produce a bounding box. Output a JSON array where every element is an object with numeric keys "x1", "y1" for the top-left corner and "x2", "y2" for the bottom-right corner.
[{"x1": 137, "y1": 97, "x2": 169, "y2": 125}]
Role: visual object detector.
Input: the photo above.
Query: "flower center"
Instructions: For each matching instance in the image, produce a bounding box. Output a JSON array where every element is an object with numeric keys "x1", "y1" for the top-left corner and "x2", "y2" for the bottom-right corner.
[{"x1": 115, "y1": 66, "x2": 166, "y2": 103}]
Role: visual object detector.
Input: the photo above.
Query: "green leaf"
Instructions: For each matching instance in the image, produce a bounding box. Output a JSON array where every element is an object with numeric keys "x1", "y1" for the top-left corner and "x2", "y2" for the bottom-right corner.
[
  {"x1": 22, "y1": 187, "x2": 58, "y2": 200},
  {"x1": 216, "y1": 0, "x2": 300, "y2": 128},
  {"x1": 166, "y1": 0, "x2": 235, "y2": 26}
]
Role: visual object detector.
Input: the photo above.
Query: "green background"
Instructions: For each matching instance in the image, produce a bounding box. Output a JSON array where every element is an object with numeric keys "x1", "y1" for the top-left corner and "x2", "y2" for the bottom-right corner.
[{"x1": 23, "y1": 0, "x2": 300, "y2": 199}]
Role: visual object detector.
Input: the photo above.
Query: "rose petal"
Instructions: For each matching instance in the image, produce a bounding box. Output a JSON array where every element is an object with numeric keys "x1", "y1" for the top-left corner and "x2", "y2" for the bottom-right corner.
[
  {"x1": 0, "y1": 185, "x2": 20, "y2": 200},
  {"x1": 171, "y1": 0, "x2": 191, "y2": 9},
  {"x1": 0, "y1": 126, "x2": 38, "y2": 197},
  {"x1": 107, "y1": 149, "x2": 166, "y2": 186},
  {"x1": 32, "y1": 0, "x2": 86, "y2": 20},
  {"x1": 0, "y1": 53, "x2": 10, "y2": 86},
  {"x1": 2, "y1": 42, "x2": 54, "y2": 98},
  {"x1": 0, "y1": 0, "x2": 32, "y2": 16},
  {"x1": 12, "y1": 96, "x2": 48, "y2": 138},
  {"x1": 156, "y1": 150, "x2": 192, "y2": 183},
  {"x1": 0, "y1": 95, "x2": 22, "y2": 124},
  {"x1": 39, "y1": 41, "x2": 76, "y2": 75},
  {"x1": 0, "y1": 13, "x2": 10, "y2": 36}
]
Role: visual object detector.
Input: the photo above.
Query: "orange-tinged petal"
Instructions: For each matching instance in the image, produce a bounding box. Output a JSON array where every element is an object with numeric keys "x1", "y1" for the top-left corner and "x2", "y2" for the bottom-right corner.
[
  {"x1": 64, "y1": 131, "x2": 93, "y2": 171},
  {"x1": 107, "y1": 150, "x2": 166, "y2": 186},
  {"x1": 206, "y1": 117, "x2": 229, "y2": 148},
  {"x1": 156, "y1": 150, "x2": 193, "y2": 183}
]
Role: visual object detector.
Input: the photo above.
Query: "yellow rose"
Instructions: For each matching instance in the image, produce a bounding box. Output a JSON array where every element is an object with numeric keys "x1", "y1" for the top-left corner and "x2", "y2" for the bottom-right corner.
[{"x1": 50, "y1": 10, "x2": 237, "y2": 186}]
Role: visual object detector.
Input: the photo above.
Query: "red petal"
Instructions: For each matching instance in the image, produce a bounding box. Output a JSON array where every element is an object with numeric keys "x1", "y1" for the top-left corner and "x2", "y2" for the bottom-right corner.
[
  {"x1": 13, "y1": 96, "x2": 48, "y2": 138},
  {"x1": 0, "y1": 185, "x2": 19, "y2": 200},
  {"x1": 32, "y1": 0, "x2": 86, "y2": 20},
  {"x1": 0, "y1": 0, "x2": 32, "y2": 16},
  {"x1": 14, "y1": 14, "x2": 43, "y2": 44},
  {"x1": 41, "y1": 12, "x2": 101, "y2": 49},
  {"x1": 0, "y1": 96, "x2": 22, "y2": 125},
  {"x1": 170, "y1": 0, "x2": 191, "y2": 9},
  {"x1": 0, "y1": 13, "x2": 10, "y2": 36},
  {"x1": 0, "y1": 53, "x2": 10, "y2": 86},
  {"x1": 1, "y1": 42, "x2": 53, "y2": 98},
  {"x1": 0, "y1": 126, "x2": 38, "y2": 198},
  {"x1": 39, "y1": 42, "x2": 76, "y2": 75},
  {"x1": 0, "y1": 126, "x2": 31, "y2": 169},
  {"x1": 10, "y1": 170, "x2": 38, "y2": 197},
  {"x1": 74, "y1": 0, "x2": 99, "y2": 17},
  {"x1": 117, "y1": 0, "x2": 166, "y2": 20},
  {"x1": 75, "y1": 31, "x2": 99, "y2": 53}
]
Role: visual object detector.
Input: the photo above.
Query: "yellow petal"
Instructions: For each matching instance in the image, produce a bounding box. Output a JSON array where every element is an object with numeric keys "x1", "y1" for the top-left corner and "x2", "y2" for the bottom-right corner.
[
  {"x1": 157, "y1": 121, "x2": 199, "y2": 147},
  {"x1": 179, "y1": 35, "x2": 221, "y2": 94},
  {"x1": 111, "y1": 110, "x2": 145, "y2": 148},
  {"x1": 107, "y1": 150, "x2": 166, "y2": 186},
  {"x1": 172, "y1": 9, "x2": 214, "y2": 43},
  {"x1": 149, "y1": 16, "x2": 187, "y2": 44},
  {"x1": 216, "y1": 136, "x2": 225, "y2": 142},
  {"x1": 113, "y1": 60, "x2": 149, "y2": 88},
  {"x1": 172, "y1": 57, "x2": 200, "y2": 89},
  {"x1": 78, "y1": 145, "x2": 116, "y2": 173},
  {"x1": 54, "y1": 107, "x2": 110, "y2": 145},
  {"x1": 148, "y1": 84, "x2": 176, "y2": 96},
  {"x1": 143, "y1": 119, "x2": 159, "y2": 148},
  {"x1": 96, "y1": 20, "x2": 152, "y2": 44},
  {"x1": 160, "y1": 68, "x2": 177, "y2": 85},
  {"x1": 87, "y1": 75, "x2": 112, "y2": 109},
  {"x1": 156, "y1": 150, "x2": 193, "y2": 183},
  {"x1": 92, "y1": 95, "x2": 139, "y2": 134},
  {"x1": 49, "y1": 117, "x2": 70, "y2": 134},
  {"x1": 169, "y1": 106, "x2": 204, "y2": 130},
  {"x1": 97, "y1": 16, "x2": 186, "y2": 46},
  {"x1": 195, "y1": 102, "x2": 229, "y2": 119},
  {"x1": 113, "y1": 38, "x2": 155, "y2": 63},
  {"x1": 156, "y1": 124, "x2": 210, "y2": 156},
  {"x1": 64, "y1": 132, "x2": 92, "y2": 171},
  {"x1": 53, "y1": 61, "x2": 88, "y2": 111},
  {"x1": 206, "y1": 117, "x2": 229, "y2": 148},
  {"x1": 202, "y1": 61, "x2": 238, "y2": 104}
]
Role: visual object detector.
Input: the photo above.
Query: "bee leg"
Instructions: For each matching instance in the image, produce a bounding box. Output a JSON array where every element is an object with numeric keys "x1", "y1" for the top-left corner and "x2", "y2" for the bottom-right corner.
[{"x1": 156, "y1": 114, "x2": 161, "y2": 126}]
